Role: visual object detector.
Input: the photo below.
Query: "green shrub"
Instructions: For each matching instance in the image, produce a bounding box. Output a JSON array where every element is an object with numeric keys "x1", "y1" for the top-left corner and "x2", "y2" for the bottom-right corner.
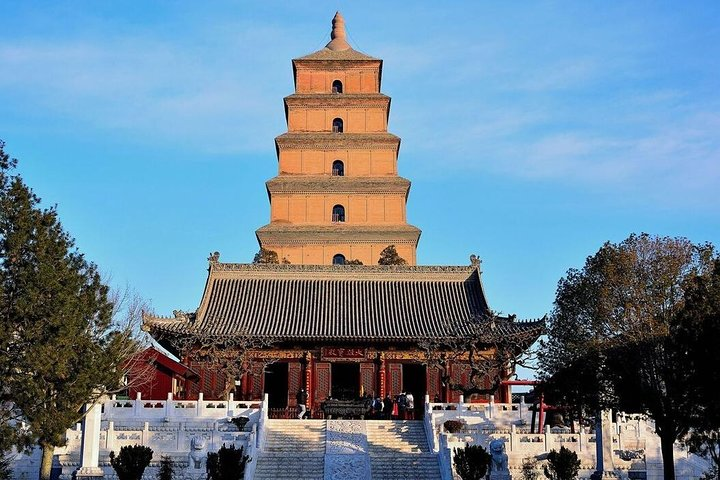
[
  {"x1": 0, "y1": 453, "x2": 12, "y2": 480},
  {"x1": 157, "y1": 456, "x2": 174, "y2": 480},
  {"x1": 443, "y1": 419, "x2": 465, "y2": 433},
  {"x1": 522, "y1": 457, "x2": 540, "y2": 480},
  {"x1": 543, "y1": 446, "x2": 580, "y2": 480},
  {"x1": 453, "y1": 443, "x2": 490, "y2": 480},
  {"x1": 109, "y1": 445, "x2": 154, "y2": 480},
  {"x1": 206, "y1": 444, "x2": 250, "y2": 480}
]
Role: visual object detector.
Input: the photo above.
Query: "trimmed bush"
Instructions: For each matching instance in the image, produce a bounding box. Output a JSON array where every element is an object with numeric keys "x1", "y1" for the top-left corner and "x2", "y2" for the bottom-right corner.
[
  {"x1": 206, "y1": 444, "x2": 250, "y2": 480},
  {"x1": 157, "y1": 456, "x2": 174, "y2": 480},
  {"x1": 522, "y1": 457, "x2": 540, "y2": 480},
  {"x1": 443, "y1": 419, "x2": 465, "y2": 433},
  {"x1": 543, "y1": 446, "x2": 580, "y2": 480},
  {"x1": 453, "y1": 443, "x2": 490, "y2": 480},
  {"x1": 109, "y1": 445, "x2": 154, "y2": 480}
]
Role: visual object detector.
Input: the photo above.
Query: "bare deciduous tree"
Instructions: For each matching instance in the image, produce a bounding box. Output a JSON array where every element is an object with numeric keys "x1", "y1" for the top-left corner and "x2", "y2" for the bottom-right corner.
[
  {"x1": 418, "y1": 312, "x2": 542, "y2": 399},
  {"x1": 157, "y1": 318, "x2": 274, "y2": 398}
]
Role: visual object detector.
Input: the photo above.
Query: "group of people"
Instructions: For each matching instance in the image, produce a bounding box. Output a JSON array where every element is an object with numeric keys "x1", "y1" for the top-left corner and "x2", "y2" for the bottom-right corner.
[
  {"x1": 367, "y1": 391, "x2": 416, "y2": 420},
  {"x1": 295, "y1": 388, "x2": 418, "y2": 420}
]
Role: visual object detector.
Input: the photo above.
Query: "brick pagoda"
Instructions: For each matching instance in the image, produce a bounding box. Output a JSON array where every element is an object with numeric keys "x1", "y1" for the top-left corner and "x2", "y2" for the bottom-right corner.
[{"x1": 255, "y1": 12, "x2": 421, "y2": 265}]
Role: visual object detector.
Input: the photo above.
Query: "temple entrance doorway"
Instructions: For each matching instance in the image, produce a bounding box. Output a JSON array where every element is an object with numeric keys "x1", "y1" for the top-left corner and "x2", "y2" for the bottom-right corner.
[
  {"x1": 403, "y1": 363, "x2": 427, "y2": 417},
  {"x1": 331, "y1": 363, "x2": 360, "y2": 400},
  {"x1": 264, "y1": 362, "x2": 288, "y2": 408}
]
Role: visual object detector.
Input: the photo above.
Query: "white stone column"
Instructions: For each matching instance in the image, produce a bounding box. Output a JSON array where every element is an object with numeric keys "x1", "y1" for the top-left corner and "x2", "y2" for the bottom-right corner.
[
  {"x1": 133, "y1": 392, "x2": 143, "y2": 417},
  {"x1": 75, "y1": 402, "x2": 104, "y2": 478},
  {"x1": 591, "y1": 410, "x2": 620, "y2": 479}
]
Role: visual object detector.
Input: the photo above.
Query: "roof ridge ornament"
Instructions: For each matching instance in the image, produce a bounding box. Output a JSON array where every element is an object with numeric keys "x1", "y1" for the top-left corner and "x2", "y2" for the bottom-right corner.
[
  {"x1": 208, "y1": 251, "x2": 220, "y2": 264},
  {"x1": 325, "y1": 11, "x2": 351, "y2": 51},
  {"x1": 470, "y1": 254, "x2": 481, "y2": 267}
]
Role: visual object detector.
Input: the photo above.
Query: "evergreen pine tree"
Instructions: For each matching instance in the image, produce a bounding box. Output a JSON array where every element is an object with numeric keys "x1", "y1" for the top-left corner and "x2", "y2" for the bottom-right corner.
[{"x1": 0, "y1": 141, "x2": 139, "y2": 480}]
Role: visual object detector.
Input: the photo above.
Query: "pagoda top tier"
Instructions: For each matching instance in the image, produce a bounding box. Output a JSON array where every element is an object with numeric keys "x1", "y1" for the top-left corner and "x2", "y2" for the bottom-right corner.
[{"x1": 295, "y1": 12, "x2": 378, "y2": 62}]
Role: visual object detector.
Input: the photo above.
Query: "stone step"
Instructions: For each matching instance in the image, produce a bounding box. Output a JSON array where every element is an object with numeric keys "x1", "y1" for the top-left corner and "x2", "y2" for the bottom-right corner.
[
  {"x1": 254, "y1": 455, "x2": 324, "y2": 480},
  {"x1": 366, "y1": 420, "x2": 431, "y2": 454},
  {"x1": 369, "y1": 454, "x2": 441, "y2": 480},
  {"x1": 254, "y1": 419, "x2": 440, "y2": 480}
]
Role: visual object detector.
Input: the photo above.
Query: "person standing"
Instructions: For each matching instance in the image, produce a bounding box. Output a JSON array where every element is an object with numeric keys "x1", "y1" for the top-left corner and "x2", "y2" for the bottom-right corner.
[
  {"x1": 397, "y1": 392, "x2": 407, "y2": 420},
  {"x1": 296, "y1": 388, "x2": 308, "y2": 419},
  {"x1": 372, "y1": 395, "x2": 383, "y2": 419},
  {"x1": 384, "y1": 394, "x2": 394, "y2": 420},
  {"x1": 405, "y1": 391, "x2": 415, "y2": 420}
]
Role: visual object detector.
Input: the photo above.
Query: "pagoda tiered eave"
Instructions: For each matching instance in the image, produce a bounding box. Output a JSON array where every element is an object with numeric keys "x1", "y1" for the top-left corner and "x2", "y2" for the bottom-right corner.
[
  {"x1": 266, "y1": 176, "x2": 410, "y2": 195},
  {"x1": 284, "y1": 93, "x2": 390, "y2": 108},
  {"x1": 275, "y1": 132, "x2": 400, "y2": 152},
  {"x1": 256, "y1": 223, "x2": 421, "y2": 245}
]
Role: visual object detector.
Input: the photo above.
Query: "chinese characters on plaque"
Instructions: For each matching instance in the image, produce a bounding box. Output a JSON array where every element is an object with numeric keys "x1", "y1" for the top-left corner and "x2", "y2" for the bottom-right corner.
[{"x1": 320, "y1": 347, "x2": 367, "y2": 361}]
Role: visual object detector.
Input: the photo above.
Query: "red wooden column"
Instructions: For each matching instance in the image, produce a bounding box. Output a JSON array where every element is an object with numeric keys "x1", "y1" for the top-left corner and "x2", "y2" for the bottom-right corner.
[
  {"x1": 426, "y1": 366, "x2": 440, "y2": 402},
  {"x1": 378, "y1": 353, "x2": 386, "y2": 398},
  {"x1": 241, "y1": 371, "x2": 251, "y2": 400},
  {"x1": 305, "y1": 352, "x2": 313, "y2": 410}
]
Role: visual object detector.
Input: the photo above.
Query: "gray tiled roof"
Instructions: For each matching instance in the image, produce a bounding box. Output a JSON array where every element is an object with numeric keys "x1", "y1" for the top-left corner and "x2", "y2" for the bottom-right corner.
[{"x1": 144, "y1": 263, "x2": 544, "y2": 344}]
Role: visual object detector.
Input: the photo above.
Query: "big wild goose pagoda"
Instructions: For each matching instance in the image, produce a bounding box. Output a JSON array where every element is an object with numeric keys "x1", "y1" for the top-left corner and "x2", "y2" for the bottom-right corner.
[{"x1": 143, "y1": 12, "x2": 543, "y2": 414}]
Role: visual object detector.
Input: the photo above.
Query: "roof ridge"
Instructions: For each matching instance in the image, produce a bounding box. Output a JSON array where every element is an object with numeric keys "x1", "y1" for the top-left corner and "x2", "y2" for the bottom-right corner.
[{"x1": 210, "y1": 262, "x2": 478, "y2": 273}]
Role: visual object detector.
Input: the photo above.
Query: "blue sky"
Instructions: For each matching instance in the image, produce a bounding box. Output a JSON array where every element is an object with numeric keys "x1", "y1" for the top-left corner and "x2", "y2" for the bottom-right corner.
[{"x1": 1, "y1": 1, "x2": 719, "y2": 332}]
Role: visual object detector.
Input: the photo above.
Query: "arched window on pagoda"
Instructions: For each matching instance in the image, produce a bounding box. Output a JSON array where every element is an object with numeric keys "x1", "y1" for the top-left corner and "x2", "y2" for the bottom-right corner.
[
  {"x1": 332, "y1": 80, "x2": 343, "y2": 94},
  {"x1": 332, "y1": 118, "x2": 344, "y2": 133},
  {"x1": 332, "y1": 160, "x2": 345, "y2": 176},
  {"x1": 332, "y1": 254, "x2": 346, "y2": 265},
  {"x1": 332, "y1": 204, "x2": 345, "y2": 222}
]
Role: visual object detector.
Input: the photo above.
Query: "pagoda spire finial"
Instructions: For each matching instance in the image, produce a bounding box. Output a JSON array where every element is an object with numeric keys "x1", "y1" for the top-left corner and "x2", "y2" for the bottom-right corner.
[{"x1": 325, "y1": 11, "x2": 351, "y2": 51}]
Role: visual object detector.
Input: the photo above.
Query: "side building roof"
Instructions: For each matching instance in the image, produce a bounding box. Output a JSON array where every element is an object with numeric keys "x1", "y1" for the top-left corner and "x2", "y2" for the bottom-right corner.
[{"x1": 143, "y1": 257, "x2": 544, "y2": 347}]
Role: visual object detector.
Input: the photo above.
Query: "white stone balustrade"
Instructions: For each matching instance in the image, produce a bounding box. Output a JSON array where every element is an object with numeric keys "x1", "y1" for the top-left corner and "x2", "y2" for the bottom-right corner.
[
  {"x1": 424, "y1": 400, "x2": 711, "y2": 480},
  {"x1": 11, "y1": 394, "x2": 264, "y2": 480}
]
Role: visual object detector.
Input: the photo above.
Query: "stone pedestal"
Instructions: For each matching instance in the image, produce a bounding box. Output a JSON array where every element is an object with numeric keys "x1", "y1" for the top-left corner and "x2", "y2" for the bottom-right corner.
[
  {"x1": 489, "y1": 473, "x2": 512, "y2": 480},
  {"x1": 74, "y1": 467, "x2": 105, "y2": 479}
]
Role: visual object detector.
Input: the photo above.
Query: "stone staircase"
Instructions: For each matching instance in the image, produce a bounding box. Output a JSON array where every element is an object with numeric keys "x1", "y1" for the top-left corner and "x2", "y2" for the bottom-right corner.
[
  {"x1": 366, "y1": 420, "x2": 441, "y2": 480},
  {"x1": 253, "y1": 419, "x2": 440, "y2": 480},
  {"x1": 254, "y1": 419, "x2": 326, "y2": 480}
]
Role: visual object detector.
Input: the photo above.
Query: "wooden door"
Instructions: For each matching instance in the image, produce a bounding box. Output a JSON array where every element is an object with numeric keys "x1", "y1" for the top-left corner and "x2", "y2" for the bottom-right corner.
[
  {"x1": 450, "y1": 363, "x2": 470, "y2": 402},
  {"x1": 427, "y1": 366, "x2": 441, "y2": 402},
  {"x1": 314, "y1": 362, "x2": 331, "y2": 406},
  {"x1": 360, "y1": 363, "x2": 376, "y2": 397},
  {"x1": 288, "y1": 361, "x2": 302, "y2": 407},
  {"x1": 388, "y1": 363, "x2": 402, "y2": 397}
]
